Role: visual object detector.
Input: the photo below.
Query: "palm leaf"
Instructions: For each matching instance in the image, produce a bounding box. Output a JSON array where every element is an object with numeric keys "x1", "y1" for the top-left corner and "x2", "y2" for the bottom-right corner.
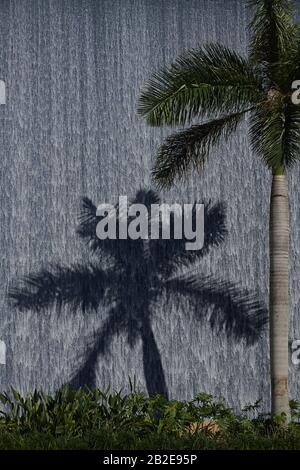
[
  {"x1": 152, "y1": 110, "x2": 248, "y2": 189},
  {"x1": 250, "y1": 100, "x2": 300, "y2": 169},
  {"x1": 165, "y1": 274, "x2": 268, "y2": 344},
  {"x1": 138, "y1": 43, "x2": 263, "y2": 126},
  {"x1": 149, "y1": 201, "x2": 227, "y2": 276},
  {"x1": 249, "y1": 0, "x2": 299, "y2": 85},
  {"x1": 286, "y1": 38, "x2": 300, "y2": 84},
  {"x1": 77, "y1": 191, "x2": 159, "y2": 262},
  {"x1": 8, "y1": 263, "x2": 108, "y2": 312}
]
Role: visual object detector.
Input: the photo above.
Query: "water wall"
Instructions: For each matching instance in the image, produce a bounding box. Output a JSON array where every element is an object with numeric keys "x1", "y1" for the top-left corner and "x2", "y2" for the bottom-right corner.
[{"x1": 0, "y1": 0, "x2": 299, "y2": 412}]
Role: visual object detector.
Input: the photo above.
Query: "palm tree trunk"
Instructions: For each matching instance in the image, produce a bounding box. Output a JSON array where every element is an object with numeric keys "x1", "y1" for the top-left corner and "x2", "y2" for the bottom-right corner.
[
  {"x1": 140, "y1": 319, "x2": 168, "y2": 398},
  {"x1": 69, "y1": 307, "x2": 124, "y2": 389},
  {"x1": 269, "y1": 173, "x2": 290, "y2": 420}
]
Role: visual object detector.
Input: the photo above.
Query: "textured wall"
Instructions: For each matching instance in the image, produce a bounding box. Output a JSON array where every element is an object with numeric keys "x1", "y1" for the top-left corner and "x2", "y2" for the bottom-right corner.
[{"x1": 0, "y1": 0, "x2": 299, "y2": 413}]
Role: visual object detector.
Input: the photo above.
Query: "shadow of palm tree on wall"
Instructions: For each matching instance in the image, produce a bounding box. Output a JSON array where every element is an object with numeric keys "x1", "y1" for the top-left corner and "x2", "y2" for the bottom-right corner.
[{"x1": 8, "y1": 189, "x2": 267, "y2": 397}]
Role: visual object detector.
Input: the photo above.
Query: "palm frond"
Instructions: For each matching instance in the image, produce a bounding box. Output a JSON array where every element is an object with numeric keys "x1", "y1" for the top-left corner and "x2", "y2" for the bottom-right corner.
[
  {"x1": 149, "y1": 201, "x2": 227, "y2": 276},
  {"x1": 250, "y1": 100, "x2": 300, "y2": 169},
  {"x1": 287, "y1": 36, "x2": 300, "y2": 82},
  {"x1": 249, "y1": 0, "x2": 299, "y2": 85},
  {"x1": 165, "y1": 274, "x2": 268, "y2": 344},
  {"x1": 76, "y1": 197, "x2": 101, "y2": 252},
  {"x1": 282, "y1": 104, "x2": 300, "y2": 166},
  {"x1": 152, "y1": 110, "x2": 248, "y2": 189},
  {"x1": 8, "y1": 263, "x2": 108, "y2": 312},
  {"x1": 138, "y1": 43, "x2": 263, "y2": 126},
  {"x1": 76, "y1": 190, "x2": 160, "y2": 260},
  {"x1": 133, "y1": 188, "x2": 161, "y2": 207}
]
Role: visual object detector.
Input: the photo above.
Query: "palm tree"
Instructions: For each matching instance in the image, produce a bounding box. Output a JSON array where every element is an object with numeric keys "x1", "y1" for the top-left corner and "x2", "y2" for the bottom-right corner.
[
  {"x1": 8, "y1": 189, "x2": 266, "y2": 397},
  {"x1": 138, "y1": 0, "x2": 300, "y2": 419}
]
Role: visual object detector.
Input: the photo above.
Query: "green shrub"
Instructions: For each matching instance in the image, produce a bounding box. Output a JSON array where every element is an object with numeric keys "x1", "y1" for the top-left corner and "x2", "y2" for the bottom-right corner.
[{"x1": 0, "y1": 385, "x2": 299, "y2": 449}]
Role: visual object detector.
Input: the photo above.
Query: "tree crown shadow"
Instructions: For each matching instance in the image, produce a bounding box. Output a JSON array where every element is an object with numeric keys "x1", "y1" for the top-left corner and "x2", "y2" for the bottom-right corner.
[{"x1": 8, "y1": 189, "x2": 268, "y2": 397}]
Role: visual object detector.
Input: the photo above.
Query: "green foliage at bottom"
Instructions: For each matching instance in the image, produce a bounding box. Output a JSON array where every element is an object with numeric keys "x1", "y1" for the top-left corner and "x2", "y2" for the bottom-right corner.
[{"x1": 0, "y1": 386, "x2": 299, "y2": 450}]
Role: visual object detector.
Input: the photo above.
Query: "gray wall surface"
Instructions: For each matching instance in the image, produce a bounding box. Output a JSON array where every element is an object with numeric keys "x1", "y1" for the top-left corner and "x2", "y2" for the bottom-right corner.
[{"x1": 0, "y1": 0, "x2": 299, "y2": 412}]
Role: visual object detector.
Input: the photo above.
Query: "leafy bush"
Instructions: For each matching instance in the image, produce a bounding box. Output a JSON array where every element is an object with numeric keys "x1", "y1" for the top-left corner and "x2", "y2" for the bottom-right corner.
[{"x1": 0, "y1": 385, "x2": 299, "y2": 449}]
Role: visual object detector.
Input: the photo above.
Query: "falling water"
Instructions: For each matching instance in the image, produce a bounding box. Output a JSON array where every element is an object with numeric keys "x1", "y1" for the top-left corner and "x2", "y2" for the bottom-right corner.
[{"x1": 0, "y1": 0, "x2": 299, "y2": 412}]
